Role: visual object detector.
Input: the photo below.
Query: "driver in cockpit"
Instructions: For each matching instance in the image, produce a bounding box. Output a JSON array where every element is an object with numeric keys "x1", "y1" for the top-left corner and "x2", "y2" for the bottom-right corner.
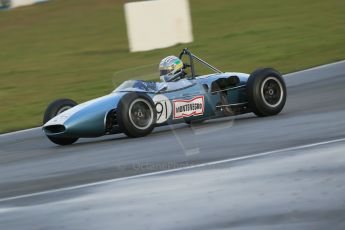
[{"x1": 159, "y1": 56, "x2": 186, "y2": 82}]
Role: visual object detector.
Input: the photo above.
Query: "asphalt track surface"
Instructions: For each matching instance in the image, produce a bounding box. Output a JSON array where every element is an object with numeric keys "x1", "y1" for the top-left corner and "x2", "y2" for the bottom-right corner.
[{"x1": 1, "y1": 61, "x2": 345, "y2": 229}]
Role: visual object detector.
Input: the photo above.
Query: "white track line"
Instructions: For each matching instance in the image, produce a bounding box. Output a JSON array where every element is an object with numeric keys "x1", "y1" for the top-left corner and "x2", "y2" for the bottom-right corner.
[{"x1": 1, "y1": 137, "x2": 345, "y2": 203}]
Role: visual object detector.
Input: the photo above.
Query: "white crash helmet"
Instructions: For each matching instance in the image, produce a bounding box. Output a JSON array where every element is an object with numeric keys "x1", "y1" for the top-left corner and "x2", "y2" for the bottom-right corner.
[{"x1": 159, "y1": 56, "x2": 184, "y2": 82}]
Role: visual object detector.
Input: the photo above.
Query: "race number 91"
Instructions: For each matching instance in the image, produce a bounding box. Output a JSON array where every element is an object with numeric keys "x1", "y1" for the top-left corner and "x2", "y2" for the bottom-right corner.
[{"x1": 152, "y1": 95, "x2": 172, "y2": 124}]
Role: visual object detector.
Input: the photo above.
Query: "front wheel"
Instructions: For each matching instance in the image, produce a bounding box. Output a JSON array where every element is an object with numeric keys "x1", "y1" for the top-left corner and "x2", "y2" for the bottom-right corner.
[
  {"x1": 246, "y1": 68, "x2": 287, "y2": 117},
  {"x1": 43, "y1": 98, "x2": 78, "y2": 123},
  {"x1": 47, "y1": 136, "x2": 78, "y2": 146},
  {"x1": 117, "y1": 93, "x2": 157, "y2": 138},
  {"x1": 43, "y1": 98, "x2": 78, "y2": 145}
]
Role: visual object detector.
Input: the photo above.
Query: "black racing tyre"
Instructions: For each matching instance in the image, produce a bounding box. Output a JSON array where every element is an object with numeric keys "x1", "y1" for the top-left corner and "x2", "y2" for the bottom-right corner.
[
  {"x1": 43, "y1": 98, "x2": 78, "y2": 123},
  {"x1": 47, "y1": 136, "x2": 78, "y2": 146},
  {"x1": 246, "y1": 68, "x2": 286, "y2": 117},
  {"x1": 117, "y1": 93, "x2": 157, "y2": 138},
  {"x1": 43, "y1": 98, "x2": 78, "y2": 145}
]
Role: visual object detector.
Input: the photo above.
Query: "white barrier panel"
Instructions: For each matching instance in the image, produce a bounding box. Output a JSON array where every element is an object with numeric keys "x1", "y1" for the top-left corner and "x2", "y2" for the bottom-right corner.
[
  {"x1": 124, "y1": 0, "x2": 193, "y2": 52},
  {"x1": 10, "y1": 0, "x2": 34, "y2": 8}
]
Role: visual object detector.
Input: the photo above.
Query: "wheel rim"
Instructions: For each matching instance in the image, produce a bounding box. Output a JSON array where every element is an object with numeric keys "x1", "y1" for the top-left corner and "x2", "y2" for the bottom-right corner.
[
  {"x1": 260, "y1": 77, "x2": 284, "y2": 108},
  {"x1": 128, "y1": 99, "x2": 153, "y2": 130},
  {"x1": 57, "y1": 106, "x2": 73, "y2": 114}
]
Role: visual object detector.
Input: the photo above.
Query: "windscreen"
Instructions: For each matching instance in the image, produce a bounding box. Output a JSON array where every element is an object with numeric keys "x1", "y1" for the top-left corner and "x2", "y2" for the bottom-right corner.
[
  {"x1": 113, "y1": 80, "x2": 158, "y2": 93},
  {"x1": 112, "y1": 63, "x2": 195, "y2": 93}
]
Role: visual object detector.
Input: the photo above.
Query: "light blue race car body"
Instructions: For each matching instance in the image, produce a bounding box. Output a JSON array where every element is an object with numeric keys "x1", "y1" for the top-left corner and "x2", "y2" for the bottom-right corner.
[{"x1": 43, "y1": 72, "x2": 249, "y2": 138}]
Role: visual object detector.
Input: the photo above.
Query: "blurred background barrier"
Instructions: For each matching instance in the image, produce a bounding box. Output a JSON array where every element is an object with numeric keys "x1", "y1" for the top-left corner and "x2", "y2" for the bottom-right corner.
[
  {"x1": 0, "y1": 0, "x2": 11, "y2": 8},
  {"x1": 0, "y1": 0, "x2": 48, "y2": 9},
  {"x1": 124, "y1": 0, "x2": 193, "y2": 52}
]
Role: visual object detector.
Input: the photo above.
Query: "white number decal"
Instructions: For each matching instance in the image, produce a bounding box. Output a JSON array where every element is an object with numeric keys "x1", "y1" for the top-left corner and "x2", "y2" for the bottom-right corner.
[{"x1": 153, "y1": 95, "x2": 172, "y2": 124}]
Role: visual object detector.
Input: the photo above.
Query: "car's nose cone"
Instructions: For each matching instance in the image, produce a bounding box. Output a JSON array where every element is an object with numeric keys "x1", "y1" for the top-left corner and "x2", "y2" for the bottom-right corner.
[{"x1": 43, "y1": 92, "x2": 126, "y2": 138}]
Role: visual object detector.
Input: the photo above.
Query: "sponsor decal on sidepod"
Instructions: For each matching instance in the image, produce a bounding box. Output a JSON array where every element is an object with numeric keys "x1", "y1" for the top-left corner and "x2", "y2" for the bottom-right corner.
[{"x1": 173, "y1": 96, "x2": 204, "y2": 119}]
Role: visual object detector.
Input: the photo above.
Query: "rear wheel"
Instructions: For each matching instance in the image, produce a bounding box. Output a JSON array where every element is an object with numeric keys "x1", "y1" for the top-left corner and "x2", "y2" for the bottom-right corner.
[
  {"x1": 43, "y1": 99, "x2": 79, "y2": 145},
  {"x1": 246, "y1": 68, "x2": 286, "y2": 117},
  {"x1": 118, "y1": 93, "x2": 156, "y2": 138}
]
